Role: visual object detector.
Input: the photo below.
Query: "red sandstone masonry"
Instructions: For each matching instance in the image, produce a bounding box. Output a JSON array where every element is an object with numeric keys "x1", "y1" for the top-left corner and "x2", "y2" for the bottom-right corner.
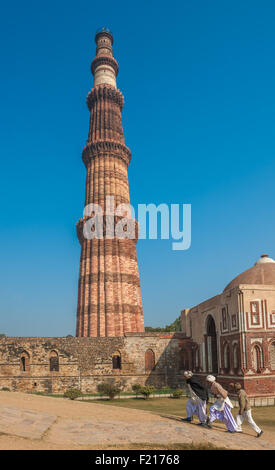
[{"x1": 76, "y1": 31, "x2": 144, "y2": 337}]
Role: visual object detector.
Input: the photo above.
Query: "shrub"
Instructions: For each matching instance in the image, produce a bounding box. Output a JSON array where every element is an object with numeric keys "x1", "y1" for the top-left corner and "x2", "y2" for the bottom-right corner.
[
  {"x1": 1, "y1": 387, "x2": 10, "y2": 392},
  {"x1": 63, "y1": 388, "x2": 82, "y2": 400},
  {"x1": 132, "y1": 383, "x2": 142, "y2": 397},
  {"x1": 97, "y1": 382, "x2": 121, "y2": 400},
  {"x1": 139, "y1": 385, "x2": 155, "y2": 399},
  {"x1": 172, "y1": 388, "x2": 184, "y2": 399}
]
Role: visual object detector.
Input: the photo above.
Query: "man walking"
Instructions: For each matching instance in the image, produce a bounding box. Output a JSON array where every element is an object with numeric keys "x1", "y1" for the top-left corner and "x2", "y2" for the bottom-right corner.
[
  {"x1": 230, "y1": 382, "x2": 263, "y2": 438},
  {"x1": 206, "y1": 375, "x2": 237, "y2": 433},
  {"x1": 182, "y1": 371, "x2": 211, "y2": 428}
]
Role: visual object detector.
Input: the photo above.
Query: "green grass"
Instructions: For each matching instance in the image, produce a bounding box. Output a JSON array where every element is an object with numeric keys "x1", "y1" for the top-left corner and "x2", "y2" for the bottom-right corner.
[
  {"x1": 33, "y1": 392, "x2": 64, "y2": 397},
  {"x1": 32, "y1": 388, "x2": 177, "y2": 399},
  {"x1": 89, "y1": 396, "x2": 189, "y2": 417},
  {"x1": 243, "y1": 406, "x2": 275, "y2": 433},
  {"x1": 105, "y1": 442, "x2": 227, "y2": 450}
]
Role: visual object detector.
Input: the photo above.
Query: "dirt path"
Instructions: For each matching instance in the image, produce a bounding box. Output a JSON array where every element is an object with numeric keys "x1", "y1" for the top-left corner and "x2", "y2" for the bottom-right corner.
[{"x1": 0, "y1": 392, "x2": 274, "y2": 450}]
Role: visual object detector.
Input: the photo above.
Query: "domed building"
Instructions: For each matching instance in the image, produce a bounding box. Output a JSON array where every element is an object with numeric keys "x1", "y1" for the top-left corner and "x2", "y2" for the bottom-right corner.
[{"x1": 181, "y1": 255, "x2": 275, "y2": 402}]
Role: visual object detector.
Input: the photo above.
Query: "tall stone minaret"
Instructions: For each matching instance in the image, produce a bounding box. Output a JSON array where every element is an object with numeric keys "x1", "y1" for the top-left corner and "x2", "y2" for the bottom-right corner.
[{"x1": 76, "y1": 29, "x2": 144, "y2": 337}]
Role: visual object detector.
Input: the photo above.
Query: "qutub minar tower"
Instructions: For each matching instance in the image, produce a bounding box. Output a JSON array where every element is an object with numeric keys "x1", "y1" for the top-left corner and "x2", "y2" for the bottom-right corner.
[{"x1": 76, "y1": 29, "x2": 144, "y2": 337}]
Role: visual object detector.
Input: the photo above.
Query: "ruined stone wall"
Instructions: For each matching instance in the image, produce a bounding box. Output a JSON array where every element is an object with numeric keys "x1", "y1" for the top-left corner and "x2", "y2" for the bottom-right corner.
[{"x1": 0, "y1": 333, "x2": 187, "y2": 394}]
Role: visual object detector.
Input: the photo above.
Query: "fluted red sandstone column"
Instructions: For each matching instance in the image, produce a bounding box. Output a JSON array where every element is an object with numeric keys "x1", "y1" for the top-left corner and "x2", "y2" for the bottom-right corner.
[{"x1": 76, "y1": 29, "x2": 144, "y2": 337}]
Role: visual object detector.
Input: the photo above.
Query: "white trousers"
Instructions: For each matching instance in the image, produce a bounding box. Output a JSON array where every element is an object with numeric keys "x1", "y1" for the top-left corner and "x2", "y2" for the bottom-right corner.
[
  {"x1": 236, "y1": 410, "x2": 261, "y2": 434},
  {"x1": 186, "y1": 399, "x2": 207, "y2": 423}
]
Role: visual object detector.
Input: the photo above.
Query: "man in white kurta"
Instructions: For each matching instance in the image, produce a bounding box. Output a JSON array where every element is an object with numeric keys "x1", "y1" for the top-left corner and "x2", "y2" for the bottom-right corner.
[{"x1": 206, "y1": 375, "x2": 237, "y2": 433}]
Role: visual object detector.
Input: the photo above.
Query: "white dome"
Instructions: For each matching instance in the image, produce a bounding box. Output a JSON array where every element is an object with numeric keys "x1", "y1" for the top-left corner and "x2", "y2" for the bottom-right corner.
[{"x1": 255, "y1": 254, "x2": 275, "y2": 265}]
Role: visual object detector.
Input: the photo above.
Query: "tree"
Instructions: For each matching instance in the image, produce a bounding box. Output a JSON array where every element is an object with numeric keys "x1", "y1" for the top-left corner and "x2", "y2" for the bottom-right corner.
[{"x1": 145, "y1": 315, "x2": 181, "y2": 332}]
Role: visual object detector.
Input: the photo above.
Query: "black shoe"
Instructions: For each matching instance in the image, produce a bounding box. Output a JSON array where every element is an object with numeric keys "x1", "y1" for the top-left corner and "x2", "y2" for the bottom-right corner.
[
  {"x1": 206, "y1": 416, "x2": 212, "y2": 427},
  {"x1": 257, "y1": 430, "x2": 263, "y2": 438},
  {"x1": 198, "y1": 422, "x2": 210, "y2": 429},
  {"x1": 182, "y1": 417, "x2": 192, "y2": 422}
]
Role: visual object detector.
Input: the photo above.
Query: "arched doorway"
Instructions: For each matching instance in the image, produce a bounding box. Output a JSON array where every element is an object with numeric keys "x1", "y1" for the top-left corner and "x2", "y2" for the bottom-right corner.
[
  {"x1": 20, "y1": 351, "x2": 30, "y2": 372},
  {"x1": 145, "y1": 349, "x2": 155, "y2": 372},
  {"x1": 112, "y1": 351, "x2": 122, "y2": 370},
  {"x1": 49, "y1": 351, "x2": 59, "y2": 372},
  {"x1": 206, "y1": 316, "x2": 218, "y2": 373}
]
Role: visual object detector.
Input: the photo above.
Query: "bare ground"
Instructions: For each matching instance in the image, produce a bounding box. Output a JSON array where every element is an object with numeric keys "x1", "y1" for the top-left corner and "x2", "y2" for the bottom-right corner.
[{"x1": 0, "y1": 391, "x2": 274, "y2": 450}]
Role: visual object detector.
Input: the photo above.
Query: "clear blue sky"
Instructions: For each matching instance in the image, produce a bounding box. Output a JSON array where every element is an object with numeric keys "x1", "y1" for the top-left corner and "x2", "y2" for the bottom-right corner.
[{"x1": 1, "y1": 0, "x2": 275, "y2": 336}]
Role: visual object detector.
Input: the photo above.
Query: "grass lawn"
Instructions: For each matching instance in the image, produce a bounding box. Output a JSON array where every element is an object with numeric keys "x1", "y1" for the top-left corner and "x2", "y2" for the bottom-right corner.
[
  {"x1": 106, "y1": 442, "x2": 227, "y2": 450},
  {"x1": 244, "y1": 406, "x2": 275, "y2": 434},
  {"x1": 90, "y1": 397, "x2": 275, "y2": 436},
  {"x1": 90, "y1": 396, "x2": 189, "y2": 417},
  {"x1": 31, "y1": 388, "x2": 175, "y2": 398}
]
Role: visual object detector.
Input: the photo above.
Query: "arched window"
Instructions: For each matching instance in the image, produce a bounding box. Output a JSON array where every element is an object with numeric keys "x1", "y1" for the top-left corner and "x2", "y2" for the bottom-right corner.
[
  {"x1": 192, "y1": 347, "x2": 199, "y2": 370},
  {"x1": 20, "y1": 351, "x2": 30, "y2": 372},
  {"x1": 253, "y1": 345, "x2": 264, "y2": 373},
  {"x1": 145, "y1": 349, "x2": 155, "y2": 372},
  {"x1": 21, "y1": 357, "x2": 26, "y2": 371},
  {"x1": 206, "y1": 315, "x2": 218, "y2": 373},
  {"x1": 270, "y1": 342, "x2": 275, "y2": 370},
  {"x1": 180, "y1": 349, "x2": 189, "y2": 370},
  {"x1": 112, "y1": 352, "x2": 121, "y2": 370},
  {"x1": 49, "y1": 351, "x2": 59, "y2": 372},
  {"x1": 195, "y1": 348, "x2": 199, "y2": 369},
  {"x1": 233, "y1": 344, "x2": 239, "y2": 372},
  {"x1": 223, "y1": 343, "x2": 230, "y2": 373}
]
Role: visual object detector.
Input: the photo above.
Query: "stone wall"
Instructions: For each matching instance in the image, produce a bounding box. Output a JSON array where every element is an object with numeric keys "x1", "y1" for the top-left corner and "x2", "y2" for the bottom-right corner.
[{"x1": 0, "y1": 333, "x2": 188, "y2": 394}]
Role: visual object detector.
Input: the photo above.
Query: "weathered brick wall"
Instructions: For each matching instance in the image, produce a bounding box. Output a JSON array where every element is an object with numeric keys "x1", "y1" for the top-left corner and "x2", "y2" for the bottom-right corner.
[
  {"x1": 243, "y1": 376, "x2": 275, "y2": 396},
  {"x1": 193, "y1": 372, "x2": 275, "y2": 399},
  {"x1": 0, "y1": 333, "x2": 187, "y2": 394}
]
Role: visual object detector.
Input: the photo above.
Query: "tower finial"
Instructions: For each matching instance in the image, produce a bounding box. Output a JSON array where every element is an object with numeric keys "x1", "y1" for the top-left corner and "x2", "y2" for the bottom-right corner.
[
  {"x1": 95, "y1": 27, "x2": 113, "y2": 45},
  {"x1": 91, "y1": 28, "x2": 118, "y2": 88}
]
